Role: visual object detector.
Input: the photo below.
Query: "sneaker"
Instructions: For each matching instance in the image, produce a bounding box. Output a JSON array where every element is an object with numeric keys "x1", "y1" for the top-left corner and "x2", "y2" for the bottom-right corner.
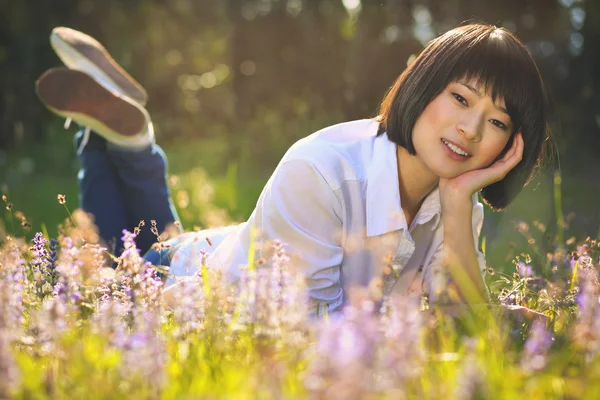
[
  {"x1": 35, "y1": 67, "x2": 154, "y2": 149},
  {"x1": 50, "y1": 27, "x2": 148, "y2": 106}
]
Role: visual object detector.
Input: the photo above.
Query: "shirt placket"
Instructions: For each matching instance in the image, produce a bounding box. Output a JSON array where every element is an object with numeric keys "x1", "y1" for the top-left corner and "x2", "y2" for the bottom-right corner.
[{"x1": 381, "y1": 232, "x2": 415, "y2": 297}]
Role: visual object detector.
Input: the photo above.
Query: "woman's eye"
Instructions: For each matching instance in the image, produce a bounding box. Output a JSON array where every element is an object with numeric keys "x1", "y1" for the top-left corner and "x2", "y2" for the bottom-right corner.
[
  {"x1": 490, "y1": 119, "x2": 508, "y2": 131},
  {"x1": 452, "y1": 93, "x2": 468, "y2": 106}
]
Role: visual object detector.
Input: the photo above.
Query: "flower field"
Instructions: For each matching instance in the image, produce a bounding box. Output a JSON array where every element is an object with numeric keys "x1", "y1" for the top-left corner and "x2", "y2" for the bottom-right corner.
[{"x1": 1, "y1": 201, "x2": 600, "y2": 399}]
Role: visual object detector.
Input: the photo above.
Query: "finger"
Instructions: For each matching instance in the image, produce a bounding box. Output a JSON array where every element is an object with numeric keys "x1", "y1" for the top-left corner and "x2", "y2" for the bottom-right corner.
[
  {"x1": 498, "y1": 134, "x2": 524, "y2": 175},
  {"x1": 496, "y1": 133, "x2": 523, "y2": 168},
  {"x1": 510, "y1": 133, "x2": 524, "y2": 163},
  {"x1": 501, "y1": 132, "x2": 522, "y2": 162},
  {"x1": 519, "y1": 132, "x2": 525, "y2": 156},
  {"x1": 485, "y1": 134, "x2": 523, "y2": 181}
]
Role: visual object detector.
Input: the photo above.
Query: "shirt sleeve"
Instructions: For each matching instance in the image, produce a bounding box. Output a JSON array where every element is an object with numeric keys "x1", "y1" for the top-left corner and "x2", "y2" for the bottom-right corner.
[
  {"x1": 254, "y1": 159, "x2": 345, "y2": 315},
  {"x1": 423, "y1": 194, "x2": 489, "y2": 302}
]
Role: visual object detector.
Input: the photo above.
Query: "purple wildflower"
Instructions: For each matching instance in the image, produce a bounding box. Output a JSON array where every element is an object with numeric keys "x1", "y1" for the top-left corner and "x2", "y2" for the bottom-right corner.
[
  {"x1": 118, "y1": 229, "x2": 144, "y2": 275},
  {"x1": 377, "y1": 295, "x2": 425, "y2": 390},
  {"x1": 305, "y1": 299, "x2": 380, "y2": 399},
  {"x1": 118, "y1": 310, "x2": 166, "y2": 389},
  {"x1": 521, "y1": 320, "x2": 553, "y2": 373},
  {"x1": 572, "y1": 268, "x2": 600, "y2": 355},
  {"x1": 29, "y1": 296, "x2": 69, "y2": 347},
  {"x1": 168, "y1": 276, "x2": 206, "y2": 339},
  {"x1": 91, "y1": 299, "x2": 127, "y2": 345},
  {"x1": 28, "y1": 232, "x2": 55, "y2": 297},
  {"x1": 570, "y1": 256, "x2": 577, "y2": 269},
  {"x1": 30, "y1": 232, "x2": 47, "y2": 260},
  {"x1": 0, "y1": 333, "x2": 19, "y2": 398},
  {"x1": 0, "y1": 239, "x2": 26, "y2": 332},
  {"x1": 136, "y1": 266, "x2": 164, "y2": 311},
  {"x1": 53, "y1": 237, "x2": 83, "y2": 305},
  {"x1": 0, "y1": 245, "x2": 23, "y2": 392},
  {"x1": 517, "y1": 262, "x2": 534, "y2": 278},
  {"x1": 232, "y1": 240, "x2": 307, "y2": 338},
  {"x1": 454, "y1": 353, "x2": 488, "y2": 400},
  {"x1": 92, "y1": 299, "x2": 166, "y2": 389},
  {"x1": 29, "y1": 234, "x2": 59, "y2": 288},
  {"x1": 46, "y1": 238, "x2": 59, "y2": 284}
]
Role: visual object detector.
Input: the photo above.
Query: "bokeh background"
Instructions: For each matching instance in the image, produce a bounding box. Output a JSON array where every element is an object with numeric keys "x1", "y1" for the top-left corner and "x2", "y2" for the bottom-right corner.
[{"x1": 1, "y1": 0, "x2": 598, "y2": 273}]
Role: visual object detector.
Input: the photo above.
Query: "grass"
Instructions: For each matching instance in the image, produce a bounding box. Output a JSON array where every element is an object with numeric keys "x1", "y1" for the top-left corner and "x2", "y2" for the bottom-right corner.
[
  {"x1": 0, "y1": 215, "x2": 598, "y2": 399},
  {"x1": 0, "y1": 120, "x2": 600, "y2": 398}
]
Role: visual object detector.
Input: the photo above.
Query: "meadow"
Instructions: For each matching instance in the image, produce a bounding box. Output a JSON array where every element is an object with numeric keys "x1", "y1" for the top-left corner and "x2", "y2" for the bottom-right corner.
[
  {"x1": 2, "y1": 0, "x2": 599, "y2": 397},
  {"x1": 1, "y1": 119, "x2": 600, "y2": 399}
]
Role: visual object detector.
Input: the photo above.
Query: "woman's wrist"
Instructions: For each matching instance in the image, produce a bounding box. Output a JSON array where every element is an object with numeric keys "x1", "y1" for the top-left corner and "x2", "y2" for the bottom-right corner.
[
  {"x1": 441, "y1": 194, "x2": 473, "y2": 225},
  {"x1": 439, "y1": 195, "x2": 488, "y2": 305}
]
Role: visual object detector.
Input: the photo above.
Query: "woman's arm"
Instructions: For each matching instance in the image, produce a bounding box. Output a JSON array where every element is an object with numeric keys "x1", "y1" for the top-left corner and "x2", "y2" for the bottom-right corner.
[
  {"x1": 440, "y1": 196, "x2": 488, "y2": 304},
  {"x1": 438, "y1": 132, "x2": 524, "y2": 305},
  {"x1": 250, "y1": 158, "x2": 345, "y2": 315},
  {"x1": 423, "y1": 194, "x2": 488, "y2": 304}
]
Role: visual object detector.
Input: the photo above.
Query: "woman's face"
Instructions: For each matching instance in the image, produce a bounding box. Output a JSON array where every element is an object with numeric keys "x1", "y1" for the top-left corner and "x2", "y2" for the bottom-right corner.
[{"x1": 411, "y1": 79, "x2": 515, "y2": 179}]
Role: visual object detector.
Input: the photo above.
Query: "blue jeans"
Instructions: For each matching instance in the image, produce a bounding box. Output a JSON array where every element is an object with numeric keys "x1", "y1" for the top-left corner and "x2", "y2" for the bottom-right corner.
[{"x1": 75, "y1": 129, "x2": 182, "y2": 267}]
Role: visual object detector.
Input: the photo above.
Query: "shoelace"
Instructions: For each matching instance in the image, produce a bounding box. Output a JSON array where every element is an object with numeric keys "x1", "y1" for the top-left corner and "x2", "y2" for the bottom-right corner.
[
  {"x1": 65, "y1": 118, "x2": 92, "y2": 155},
  {"x1": 76, "y1": 126, "x2": 91, "y2": 156}
]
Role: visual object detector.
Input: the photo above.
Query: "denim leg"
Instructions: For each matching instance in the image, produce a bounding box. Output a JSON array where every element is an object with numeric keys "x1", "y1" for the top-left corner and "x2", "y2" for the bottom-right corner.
[
  {"x1": 75, "y1": 129, "x2": 129, "y2": 254},
  {"x1": 143, "y1": 232, "x2": 196, "y2": 266},
  {"x1": 143, "y1": 231, "x2": 201, "y2": 282},
  {"x1": 106, "y1": 143, "x2": 182, "y2": 255},
  {"x1": 143, "y1": 239, "x2": 177, "y2": 281}
]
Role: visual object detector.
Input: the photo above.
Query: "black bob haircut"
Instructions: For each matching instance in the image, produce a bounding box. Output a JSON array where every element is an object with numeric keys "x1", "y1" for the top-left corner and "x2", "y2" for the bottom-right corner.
[{"x1": 376, "y1": 23, "x2": 552, "y2": 211}]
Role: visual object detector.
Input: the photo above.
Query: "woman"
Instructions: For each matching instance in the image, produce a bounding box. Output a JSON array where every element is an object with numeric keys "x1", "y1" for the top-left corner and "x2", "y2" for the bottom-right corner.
[{"x1": 36, "y1": 24, "x2": 551, "y2": 315}]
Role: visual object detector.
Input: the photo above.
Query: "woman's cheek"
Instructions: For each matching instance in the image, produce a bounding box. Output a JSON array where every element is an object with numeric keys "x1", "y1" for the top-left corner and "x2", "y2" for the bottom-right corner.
[{"x1": 482, "y1": 140, "x2": 509, "y2": 166}]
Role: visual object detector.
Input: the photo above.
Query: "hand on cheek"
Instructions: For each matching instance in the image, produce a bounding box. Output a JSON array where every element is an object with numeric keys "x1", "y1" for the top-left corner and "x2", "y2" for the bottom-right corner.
[{"x1": 439, "y1": 133, "x2": 524, "y2": 206}]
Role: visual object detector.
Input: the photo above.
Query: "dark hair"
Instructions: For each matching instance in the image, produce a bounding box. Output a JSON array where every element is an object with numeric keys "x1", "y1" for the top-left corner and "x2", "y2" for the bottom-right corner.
[{"x1": 376, "y1": 23, "x2": 552, "y2": 211}]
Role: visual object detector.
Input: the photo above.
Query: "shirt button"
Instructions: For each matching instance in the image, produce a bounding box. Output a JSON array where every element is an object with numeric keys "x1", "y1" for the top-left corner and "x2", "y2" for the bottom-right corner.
[{"x1": 418, "y1": 265, "x2": 423, "y2": 272}]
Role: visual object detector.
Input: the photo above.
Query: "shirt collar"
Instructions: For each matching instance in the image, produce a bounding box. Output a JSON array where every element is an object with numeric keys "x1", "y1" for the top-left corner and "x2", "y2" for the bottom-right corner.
[
  {"x1": 414, "y1": 186, "x2": 441, "y2": 227},
  {"x1": 365, "y1": 126, "x2": 441, "y2": 237}
]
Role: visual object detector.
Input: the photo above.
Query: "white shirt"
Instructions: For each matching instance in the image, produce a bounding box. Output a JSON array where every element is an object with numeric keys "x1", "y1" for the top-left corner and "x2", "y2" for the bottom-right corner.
[{"x1": 168, "y1": 119, "x2": 487, "y2": 314}]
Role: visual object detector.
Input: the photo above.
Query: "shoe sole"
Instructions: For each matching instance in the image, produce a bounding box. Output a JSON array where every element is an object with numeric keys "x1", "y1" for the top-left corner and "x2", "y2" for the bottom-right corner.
[
  {"x1": 50, "y1": 27, "x2": 148, "y2": 106},
  {"x1": 36, "y1": 68, "x2": 148, "y2": 143}
]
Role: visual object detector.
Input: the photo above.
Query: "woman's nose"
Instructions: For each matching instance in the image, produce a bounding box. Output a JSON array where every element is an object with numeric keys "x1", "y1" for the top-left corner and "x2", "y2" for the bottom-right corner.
[{"x1": 456, "y1": 111, "x2": 483, "y2": 141}]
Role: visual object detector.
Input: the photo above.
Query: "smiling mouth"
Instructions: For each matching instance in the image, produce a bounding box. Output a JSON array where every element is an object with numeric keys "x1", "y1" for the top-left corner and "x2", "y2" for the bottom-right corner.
[{"x1": 441, "y1": 139, "x2": 470, "y2": 157}]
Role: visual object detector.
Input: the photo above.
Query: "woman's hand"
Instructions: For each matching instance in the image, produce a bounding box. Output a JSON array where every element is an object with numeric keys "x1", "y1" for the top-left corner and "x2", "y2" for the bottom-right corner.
[{"x1": 439, "y1": 132, "x2": 524, "y2": 206}]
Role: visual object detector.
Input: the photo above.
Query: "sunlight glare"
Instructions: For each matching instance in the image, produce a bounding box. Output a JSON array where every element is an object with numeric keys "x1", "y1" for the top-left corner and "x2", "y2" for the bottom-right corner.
[{"x1": 342, "y1": 0, "x2": 361, "y2": 12}]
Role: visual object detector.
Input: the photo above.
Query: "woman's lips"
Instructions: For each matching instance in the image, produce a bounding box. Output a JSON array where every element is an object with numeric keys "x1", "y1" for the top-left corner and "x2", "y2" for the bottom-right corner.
[{"x1": 441, "y1": 139, "x2": 471, "y2": 161}]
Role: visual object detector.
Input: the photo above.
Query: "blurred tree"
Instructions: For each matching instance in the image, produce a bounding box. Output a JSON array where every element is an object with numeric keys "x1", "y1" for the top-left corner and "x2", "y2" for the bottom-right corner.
[
  {"x1": 343, "y1": 0, "x2": 422, "y2": 118},
  {"x1": 0, "y1": 0, "x2": 67, "y2": 148},
  {"x1": 0, "y1": 0, "x2": 587, "y2": 150},
  {"x1": 572, "y1": 0, "x2": 600, "y2": 154}
]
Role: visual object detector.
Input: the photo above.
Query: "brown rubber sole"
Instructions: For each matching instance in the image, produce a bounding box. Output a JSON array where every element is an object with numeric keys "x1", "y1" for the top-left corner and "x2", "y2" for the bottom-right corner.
[
  {"x1": 51, "y1": 27, "x2": 148, "y2": 106},
  {"x1": 35, "y1": 67, "x2": 146, "y2": 136}
]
